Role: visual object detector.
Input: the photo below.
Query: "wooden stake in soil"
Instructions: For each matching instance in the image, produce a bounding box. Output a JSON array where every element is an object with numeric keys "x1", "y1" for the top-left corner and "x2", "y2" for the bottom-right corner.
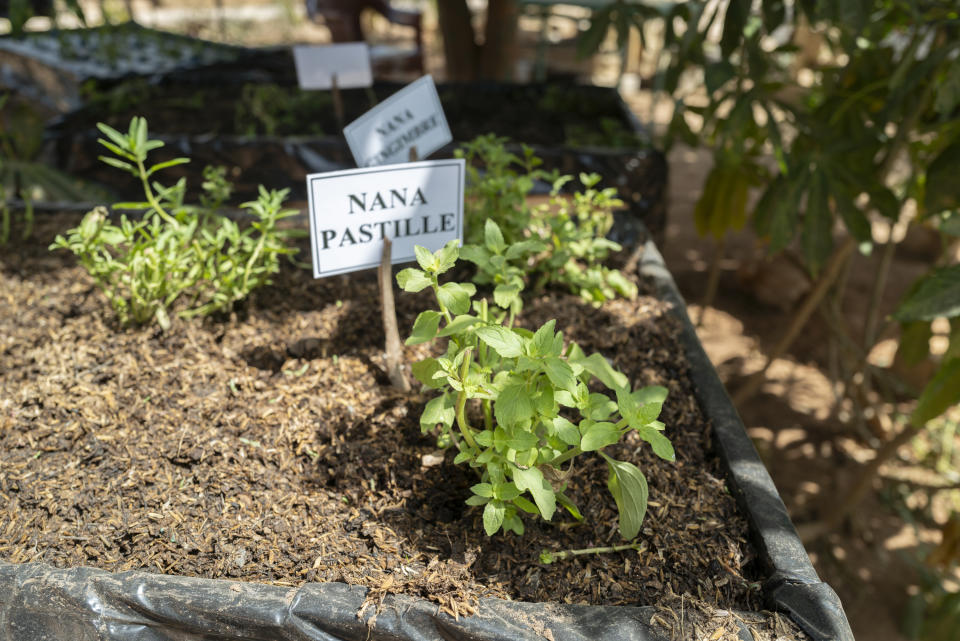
[
  {"x1": 331, "y1": 73, "x2": 345, "y2": 131},
  {"x1": 379, "y1": 237, "x2": 410, "y2": 392}
]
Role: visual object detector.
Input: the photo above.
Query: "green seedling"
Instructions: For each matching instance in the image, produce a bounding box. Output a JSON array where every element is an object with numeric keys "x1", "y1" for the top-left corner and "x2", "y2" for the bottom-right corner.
[
  {"x1": 398, "y1": 238, "x2": 674, "y2": 539},
  {"x1": 51, "y1": 117, "x2": 300, "y2": 329},
  {"x1": 457, "y1": 135, "x2": 636, "y2": 304}
]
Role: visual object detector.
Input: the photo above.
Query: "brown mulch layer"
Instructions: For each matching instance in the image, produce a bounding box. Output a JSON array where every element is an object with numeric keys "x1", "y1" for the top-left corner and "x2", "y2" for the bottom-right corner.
[{"x1": 0, "y1": 213, "x2": 799, "y2": 637}]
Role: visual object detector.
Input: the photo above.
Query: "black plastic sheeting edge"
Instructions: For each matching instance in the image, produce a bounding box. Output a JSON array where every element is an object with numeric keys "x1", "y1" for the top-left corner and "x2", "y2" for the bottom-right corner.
[
  {"x1": 0, "y1": 562, "x2": 668, "y2": 641},
  {"x1": 0, "y1": 231, "x2": 852, "y2": 641},
  {"x1": 638, "y1": 239, "x2": 855, "y2": 641}
]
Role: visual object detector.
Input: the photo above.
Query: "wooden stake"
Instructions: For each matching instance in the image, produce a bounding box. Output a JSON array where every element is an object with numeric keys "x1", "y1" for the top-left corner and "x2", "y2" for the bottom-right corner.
[
  {"x1": 379, "y1": 238, "x2": 410, "y2": 392},
  {"x1": 408, "y1": 146, "x2": 419, "y2": 162},
  {"x1": 331, "y1": 73, "x2": 345, "y2": 131}
]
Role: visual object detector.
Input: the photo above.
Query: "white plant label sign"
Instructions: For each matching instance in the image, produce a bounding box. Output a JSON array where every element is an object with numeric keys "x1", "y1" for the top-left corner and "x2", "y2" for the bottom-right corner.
[
  {"x1": 293, "y1": 42, "x2": 373, "y2": 90},
  {"x1": 306, "y1": 159, "x2": 465, "y2": 278},
  {"x1": 343, "y1": 75, "x2": 452, "y2": 167}
]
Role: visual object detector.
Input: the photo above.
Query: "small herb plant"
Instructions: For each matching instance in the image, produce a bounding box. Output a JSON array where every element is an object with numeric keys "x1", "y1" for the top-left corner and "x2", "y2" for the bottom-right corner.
[
  {"x1": 397, "y1": 235, "x2": 673, "y2": 539},
  {"x1": 51, "y1": 117, "x2": 299, "y2": 329},
  {"x1": 457, "y1": 135, "x2": 636, "y2": 304}
]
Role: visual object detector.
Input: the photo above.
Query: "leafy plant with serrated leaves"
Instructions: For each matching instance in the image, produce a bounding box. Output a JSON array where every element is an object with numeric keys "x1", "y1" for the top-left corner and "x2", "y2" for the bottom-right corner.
[
  {"x1": 51, "y1": 117, "x2": 300, "y2": 329},
  {"x1": 457, "y1": 135, "x2": 636, "y2": 304},
  {"x1": 397, "y1": 239, "x2": 673, "y2": 540}
]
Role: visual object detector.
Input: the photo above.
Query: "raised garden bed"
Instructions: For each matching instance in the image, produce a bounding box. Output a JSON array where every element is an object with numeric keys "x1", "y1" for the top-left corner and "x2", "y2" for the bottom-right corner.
[
  {"x1": 46, "y1": 76, "x2": 668, "y2": 243},
  {"x1": 0, "y1": 22, "x2": 246, "y2": 112},
  {"x1": 0, "y1": 209, "x2": 850, "y2": 640}
]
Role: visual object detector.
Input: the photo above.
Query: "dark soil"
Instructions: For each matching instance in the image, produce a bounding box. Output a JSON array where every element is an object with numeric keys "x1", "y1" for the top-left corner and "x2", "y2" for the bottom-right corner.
[{"x1": 0, "y1": 213, "x2": 800, "y2": 637}]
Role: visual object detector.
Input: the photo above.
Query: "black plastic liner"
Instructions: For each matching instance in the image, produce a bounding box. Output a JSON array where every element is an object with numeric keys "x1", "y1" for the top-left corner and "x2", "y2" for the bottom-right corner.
[{"x1": 0, "y1": 228, "x2": 852, "y2": 641}]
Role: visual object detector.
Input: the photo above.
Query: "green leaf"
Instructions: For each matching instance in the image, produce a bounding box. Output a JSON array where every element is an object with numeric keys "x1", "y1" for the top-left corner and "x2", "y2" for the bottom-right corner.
[
  {"x1": 720, "y1": 0, "x2": 747, "y2": 57},
  {"x1": 637, "y1": 425, "x2": 675, "y2": 461},
  {"x1": 98, "y1": 156, "x2": 136, "y2": 174},
  {"x1": 505, "y1": 239, "x2": 546, "y2": 260},
  {"x1": 495, "y1": 383, "x2": 535, "y2": 427},
  {"x1": 553, "y1": 417, "x2": 580, "y2": 446},
  {"x1": 580, "y1": 421, "x2": 621, "y2": 451},
  {"x1": 434, "y1": 240, "x2": 459, "y2": 273},
  {"x1": 556, "y1": 492, "x2": 584, "y2": 521},
  {"x1": 412, "y1": 358, "x2": 445, "y2": 388},
  {"x1": 476, "y1": 325, "x2": 524, "y2": 358},
  {"x1": 483, "y1": 500, "x2": 506, "y2": 535},
  {"x1": 421, "y1": 394, "x2": 455, "y2": 431},
  {"x1": 396, "y1": 268, "x2": 432, "y2": 292},
  {"x1": 511, "y1": 466, "x2": 556, "y2": 520},
  {"x1": 438, "y1": 314, "x2": 478, "y2": 337},
  {"x1": 484, "y1": 219, "x2": 506, "y2": 253},
  {"x1": 471, "y1": 483, "x2": 494, "y2": 498},
  {"x1": 437, "y1": 282, "x2": 475, "y2": 315},
  {"x1": 465, "y1": 494, "x2": 490, "y2": 506},
  {"x1": 801, "y1": 170, "x2": 833, "y2": 276},
  {"x1": 414, "y1": 245, "x2": 435, "y2": 271},
  {"x1": 459, "y1": 243, "x2": 490, "y2": 266},
  {"x1": 601, "y1": 454, "x2": 649, "y2": 540},
  {"x1": 494, "y1": 482, "x2": 522, "y2": 501},
  {"x1": 146, "y1": 157, "x2": 190, "y2": 176},
  {"x1": 927, "y1": 143, "x2": 960, "y2": 213},
  {"x1": 572, "y1": 352, "x2": 628, "y2": 390},
  {"x1": 576, "y1": 6, "x2": 612, "y2": 59},
  {"x1": 585, "y1": 393, "x2": 617, "y2": 421},
  {"x1": 530, "y1": 320, "x2": 558, "y2": 357},
  {"x1": 898, "y1": 322, "x2": 932, "y2": 367},
  {"x1": 493, "y1": 284, "x2": 521, "y2": 310},
  {"x1": 911, "y1": 358, "x2": 960, "y2": 426},
  {"x1": 406, "y1": 310, "x2": 442, "y2": 345},
  {"x1": 704, "y1": 60, "x2": 736, "y2": 95},
  {"x1": 544, "y1": 357, "x2": 577, "y2": 393},
  {"x1": 894, "y1": 265, "x2": 960, "y2": 322},
  {"x1": 513, "y1": 496, "x2": 539, "y2": 514},
  {"x1": 505, "y1": 427, "x2": 539, "y2": 451}
]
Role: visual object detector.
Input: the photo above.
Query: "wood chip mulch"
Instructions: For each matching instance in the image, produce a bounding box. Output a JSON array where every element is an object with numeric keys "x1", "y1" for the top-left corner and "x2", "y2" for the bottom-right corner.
[{"x1": 0, "y1": 213, "x2": 806, "y2": 639}]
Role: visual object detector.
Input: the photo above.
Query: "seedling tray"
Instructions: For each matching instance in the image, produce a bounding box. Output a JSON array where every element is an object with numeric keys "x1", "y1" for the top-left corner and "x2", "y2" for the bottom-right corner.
[
  {"x1": 0, "y1": 22, "x2": 246, "y2": 112},
  {"x1": 0, "y1": 224, "x2": 851, "y2": 641}
]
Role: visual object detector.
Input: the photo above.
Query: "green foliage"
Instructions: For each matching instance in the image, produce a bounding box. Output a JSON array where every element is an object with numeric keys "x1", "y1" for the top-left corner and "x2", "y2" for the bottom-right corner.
[
  {"x1": 1, "y1": 92, "x2": 108, "y2": 214},
  {"x1": 583, "y1": 1, "x2": 960, "y2": 273},
  {"x1": 50, "y1": 117, "x2": 300, "y2": 329},
  {"x1": 234, "y1": 84, "x2": 328, "y2": 137},
  {"x1": 456, "y1": 135, "x2": 637, "y2": 304},
  {"x1": 397, "y1": 240, "x2": 673, "y2": 539}
]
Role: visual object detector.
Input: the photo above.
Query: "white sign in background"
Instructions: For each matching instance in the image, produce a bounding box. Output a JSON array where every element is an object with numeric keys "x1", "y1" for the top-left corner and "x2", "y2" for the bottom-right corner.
[
  {"x1": 343, "y1": 75, "x2": 452, "y2": 167},
  {"x1": 306, "y1": 160, "x2": 465, "y2": 278},
  {"x1": 293, "y1": 43, "x2": 373, "y2": 90}
]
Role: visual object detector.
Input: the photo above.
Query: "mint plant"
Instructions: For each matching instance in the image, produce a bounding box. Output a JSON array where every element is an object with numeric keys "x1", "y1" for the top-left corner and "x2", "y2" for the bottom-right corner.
[
  {"x1": 397, "y1": 239, "x2": 674, "y2": 539},
  {"x1": 51, "y1": 117, "x2": 300, "y2": 329},
  {"x1": 456, "y1": 135, "x2": 636, "y2": 304}
]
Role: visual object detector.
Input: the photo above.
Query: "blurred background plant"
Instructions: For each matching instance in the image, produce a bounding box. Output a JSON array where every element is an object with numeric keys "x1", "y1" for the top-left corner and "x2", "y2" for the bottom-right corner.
[{"x1": 577, "y1": 0, "x2": 960, "y2": 634}]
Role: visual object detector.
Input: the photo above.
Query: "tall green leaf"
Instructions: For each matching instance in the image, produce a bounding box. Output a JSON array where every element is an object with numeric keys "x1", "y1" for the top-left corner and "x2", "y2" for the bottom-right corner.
[
  {"x1": 601, "y1": 454, "x2": 649, "y2": 540},
  {"x1": 894, "y1": 265, "x2": 960, "y2": 322},
  {"x1": 911, "y1": 358, "x2": 960, "y2": 426}
]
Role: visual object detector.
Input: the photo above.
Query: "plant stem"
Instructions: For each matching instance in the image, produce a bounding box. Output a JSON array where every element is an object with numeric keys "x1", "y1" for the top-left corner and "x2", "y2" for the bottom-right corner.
[
  {"x1": 549, "y1": 446, "x2": 582, "y2": 467},
  {"x1": 733, "y1": 235, "x2": 857, "y2": 406},
  {"x1": 455, "y1": 349, "x2": 479, "y2": 450},
  {"x1": 541, "y1": 542, "x2": 644, "y2": 563},
  {"x1": 136, "y1": 159, "x2": 178, "y2": 227},
  {"x1": 698, "y1": 234, "x2": 726, "y2": 328},
  {"x1": 379, "y1": 238, "x2": 410, "y2": 392}
]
